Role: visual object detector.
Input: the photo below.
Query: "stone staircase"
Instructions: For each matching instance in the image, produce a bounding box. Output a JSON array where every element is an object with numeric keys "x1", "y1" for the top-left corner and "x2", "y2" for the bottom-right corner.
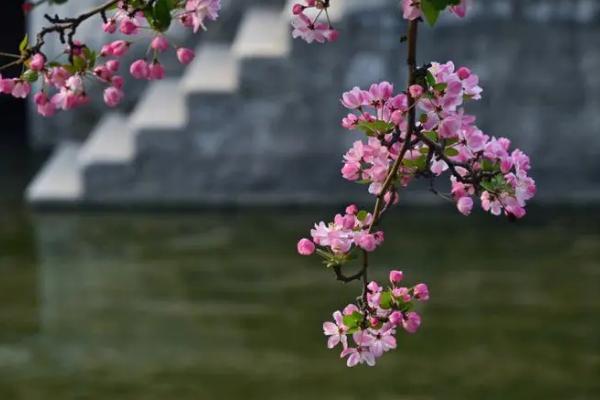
[{"x1": 25, "y1": 1, "x2": 402, "y2": 208}]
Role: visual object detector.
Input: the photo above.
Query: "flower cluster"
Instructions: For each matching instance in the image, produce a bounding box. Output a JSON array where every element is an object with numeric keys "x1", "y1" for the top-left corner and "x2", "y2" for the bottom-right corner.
[
  {"x1": 403, "y1": 0, "x2": 467, "y2": 22},
  {"x1": 291, "y1": 0, "x2": 339, "y2": 43},
  {"x1": 293, "y1": 0, "x2": 537, "y2": 371},
  {"x1": 339, "y1": 62, "x2": 536, "y2": 219},
  {"x1": 323, "y1": 271, "x2": 429, "y2": 367},
  {"x1": 297, "y1": 205, "x2": 384, "y2": 257},
  {"x1": 0, "y1": 0, "x2": 221, "y2": 116}
]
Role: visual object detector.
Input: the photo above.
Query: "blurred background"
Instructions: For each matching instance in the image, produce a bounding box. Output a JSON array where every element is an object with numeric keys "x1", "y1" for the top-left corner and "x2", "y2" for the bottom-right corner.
[{"x1": 1, "y1": 0, "x2": 599, "y2": 399}]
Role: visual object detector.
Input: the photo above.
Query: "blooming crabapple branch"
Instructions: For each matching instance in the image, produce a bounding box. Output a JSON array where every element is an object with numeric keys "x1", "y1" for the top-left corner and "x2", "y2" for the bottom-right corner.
[
  {"x1": 294, "y1": 0, "x2": 536, "y2": 368},
  {"x1": 1, "y1": 0, "x2": 220, "y2": 114}
]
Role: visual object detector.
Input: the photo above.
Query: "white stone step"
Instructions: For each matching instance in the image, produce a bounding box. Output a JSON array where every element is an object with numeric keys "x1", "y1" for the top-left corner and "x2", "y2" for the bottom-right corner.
[
  {"x1": 232, "y1": 8, "x2": 290, "y2": 59},
  {"x1": 181, "y1": 44, "x2": 239, "y2": 95},
  {"x1": 26, "y1": 142, "x2": 82, "y2": 205},
  {"x1": 129, "y1": 79, "x2": 187, "y2": 132},
  {"x1": 78, "y1": 114, "x2": 134, "y2": 167}
]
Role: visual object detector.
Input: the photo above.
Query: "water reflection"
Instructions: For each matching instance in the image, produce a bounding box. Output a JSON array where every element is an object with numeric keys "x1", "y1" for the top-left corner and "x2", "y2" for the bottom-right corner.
[{"x1": 1, "y1": 208, "x2": 599, "y2": 399}]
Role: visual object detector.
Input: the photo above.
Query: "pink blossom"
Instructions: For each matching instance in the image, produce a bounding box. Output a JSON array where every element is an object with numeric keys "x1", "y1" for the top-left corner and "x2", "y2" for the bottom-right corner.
[
  {"x1": 356, "y1": 233, "x2": 378, "y2": 252},
  {"x1": 29, "y1": 53, "x2": 45, "y2": 71},
  {"x1": 129, "y1": 59, "x2": 149, "y2": 79},
  {"x1": 46, "y1": 67, "x2": 69, "y2": 88},
  {"x1": 340, "y1": 346, "x2": 376, "y2": 367},
  {"x1": 341, "y1": 87, "x2": 368, "y2": 109},
  {"x1": 106, "y1": 60, "x2": 120, "y2": 73},
  {"x1": 119, "y1": 18, "x2": 138, "y2": 35},
  {"x1": 409, "y1": 84, "x2": 423, "y2": 99},
  {"x1": 297, "y1": 238, "x2": 315, "y2": 256},
  {"x1": 292, "y1": 3, "x2": 305, "y2": 15},
  {"x1": 108, "y1": 40, "x2": 129, "y2": 57},
  {"x1": 0, "y1": 77, "x2": 15, "y2": 94},
  {"x1": 402, "y1": 0, "x2": 422, "y2": 21},
  {"x1": 457, "y1": 66, "x2": 471, "y2": 80},
  {"x1": 389, "y1": 311, "x2": 403, "y2": 326},
  {"x1": 184, "y1": 0, "x2": 221, "y2": 33},
  {"x1": 94, "y1": 65, "x2": 112, "y2": 82},
  {"x1": 413, "y1": 283, "x2": 429, "y2": 301},
  {"x1": 177, "y1": 48, "x2": 195, "y2": 65},
  {"x1": 369, "y1": 326, "x2": 397, "y2": 357},
  {"x1": 392, "y1": 287, "x2": 411, "y2": 302},
  {"x1": 402, "y1": 312, "x2": 421, "y2": 333},
  {"x1": 103, "y1": 86, "x2": 123, "y2": 107},
  {"x1": 11, "y1": 80, "x2": 31, "y2": 98},
  {"x1": 111, "y1": 75, "x2": 124, "y2": 89},
  {"x1": 323, "y1": 311, "x2": 348, "y2": 349},
  {"x1": 345, "y1": 204, "x2": 358, "y2": 215},
  {"x1": 450, "y1": 0, "x2": 468, "y2": 18},
  {"x1": 148, "y1": 62, "x2": 165, "y2": 80},
  {"x1": 457, "y1": 196, "x2": 474, "y2": 216},
  {"x1": 151, "y1": 35, "x2": 170, "y2": 52},
  {"x1": 291, "y1": 13, "x2": 331, "y2": 44},
  {"x1": 103, "y1": 19, "x2": 117, "y2": 34},
  {"x1": 389, "y1": 270, "x2": 404, "y2": 284},
  {"x1": 34, "y1": 92, "x2": 56, "y2": 117}
]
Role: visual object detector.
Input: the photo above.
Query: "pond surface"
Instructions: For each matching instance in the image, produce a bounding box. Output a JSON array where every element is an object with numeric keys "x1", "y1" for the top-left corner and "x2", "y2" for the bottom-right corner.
[{"x1": 0, "y1": 204, "x2": 599, "y2": 399}]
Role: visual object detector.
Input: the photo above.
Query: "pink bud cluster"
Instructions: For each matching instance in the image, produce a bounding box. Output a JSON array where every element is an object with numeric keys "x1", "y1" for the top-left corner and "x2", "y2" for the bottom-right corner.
[
  {"x1": 339, "y1": 61, "x2": 536, "y2": 219},
  {"x1": 297, "y1": 205, "x2": 384, "y2": 256},
  {"x1": 0, "y1": 0, "x2": 220, "y2": 116},
  {"x1": 323, "y1": 271, "x2": 429, "y2": 367},
  {"x1": 291, "y1": 0, "x2": 339, "y2": 44},
  {"x1": 402, "y1": 0, "x2": 468, "y2": 21}
]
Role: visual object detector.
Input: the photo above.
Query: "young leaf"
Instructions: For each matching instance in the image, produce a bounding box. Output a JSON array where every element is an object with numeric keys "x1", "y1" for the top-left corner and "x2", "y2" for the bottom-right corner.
[
  {"x1": 356, "y1": 120, "x2": 395, "y2": 136},
  {"x1": 153, "y1": 0, "x2": 173, "y2": 32},
  {"x1": 19, "y1": 34, "x2": 29, "y2": 53},
  {"x1": 421, "y1": 0, "x2": 441, "y2": 26},
  {"x1": 444, "y1": 147, "x2": 459, "y2": 157}
]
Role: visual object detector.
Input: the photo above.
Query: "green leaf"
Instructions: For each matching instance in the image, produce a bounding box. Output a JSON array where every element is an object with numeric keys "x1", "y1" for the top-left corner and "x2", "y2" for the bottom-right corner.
[
  {"x1": 379, "y1": 291, "x2": 393, "y2": 310},
  {"x1": 433, "y1": 82, "x2": 447, "y2": 92},
  {"x1": 19, "y1": 34, "x2": 28, "y2": 53},
  {"x1": 423, "y1": 131, "x2": 438, "y2": 142},
  {"x1": 83, "y1": 47, "x2": 97, "y2": 69},
  {"x1": 356, "y1": 120, "x2": 395, "y2": 136},
  {"x1": 444, "y1": 147, "x2": 459, "y2": 157},
  {"x1": 343, "y1": 312, "x2": 363, "y2": 330},
  {"x1": 426, "y1": 71, "x2": 437, "y2": 88},
  {"x1": 421, "y1": 0, "x2": 441, "y2": 26},
  {"x1": 356, "y1": 210, "x2": 368, "y2": 222},
  {"x1": 22, "y1": 70, "x2": 39, "y2": 83},
  {"x1": 72, "y1": 55, "x2": 86, "y2": 72},
  {"x1": 480, "y1": 180, "x2": 494, "y2": 192},
  {"x1": 403, "y1": 155, "x2": 427, "y2": 170},
  {"x1": 152, "y1": 0, "x2": 173, "y2": 32}
]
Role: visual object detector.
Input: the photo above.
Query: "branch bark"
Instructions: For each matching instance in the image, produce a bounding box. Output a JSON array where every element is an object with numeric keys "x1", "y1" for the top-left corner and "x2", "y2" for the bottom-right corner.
[{"x1": 334, "y1": 19, "x2": 420, "y2": 294}]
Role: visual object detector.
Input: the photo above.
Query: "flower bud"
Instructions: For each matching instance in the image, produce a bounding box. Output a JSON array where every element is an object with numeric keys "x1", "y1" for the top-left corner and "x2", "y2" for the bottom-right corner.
[
  {"x1": 389, "y1": 270, "x2": 404, "y2": 284},
  {"x1": 292, "y1": 4, "x2": 305, "y2": 15},
  {"x1": 151, "y1": 35, "x2": 169, "y2": 52},
  {"x1": 103, "y1": 86, "x2": 123, "y2": 108},
  {"x1": 296, "y1": 238, "x2": 315, "y2": 256},
  {"x1": 29, "y1": 53, "x2": 45, "y2": 71},
  {"x1": 177, "y1": 48, "x2": 195, "y2": 65},
  {"x1": 129, "y1": 59, "x2": 149, "y2": 79},
  {"x1": 457, "y1": 66, "x2": 471, "y2": 80},
  {"x1": 457, "y1": 196, "x2": 473, "y2": 216},
  {"x1": 148, "y1": 62, "x2": 165, "y2": 80},
  {"x1": 413, "y1": 283, "x2": 429, "y2": 301}
]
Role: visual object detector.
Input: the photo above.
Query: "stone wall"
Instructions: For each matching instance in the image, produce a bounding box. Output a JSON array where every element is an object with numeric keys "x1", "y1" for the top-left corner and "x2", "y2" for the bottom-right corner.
[{"x1": 27, "y1": 0, "x2": 600, "y2": 202}]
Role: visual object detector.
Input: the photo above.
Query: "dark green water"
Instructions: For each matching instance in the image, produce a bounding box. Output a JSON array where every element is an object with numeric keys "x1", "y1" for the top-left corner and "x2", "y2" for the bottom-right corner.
[{"x1": 0, "y1": 206, "x2": 599, "y2": 399}]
